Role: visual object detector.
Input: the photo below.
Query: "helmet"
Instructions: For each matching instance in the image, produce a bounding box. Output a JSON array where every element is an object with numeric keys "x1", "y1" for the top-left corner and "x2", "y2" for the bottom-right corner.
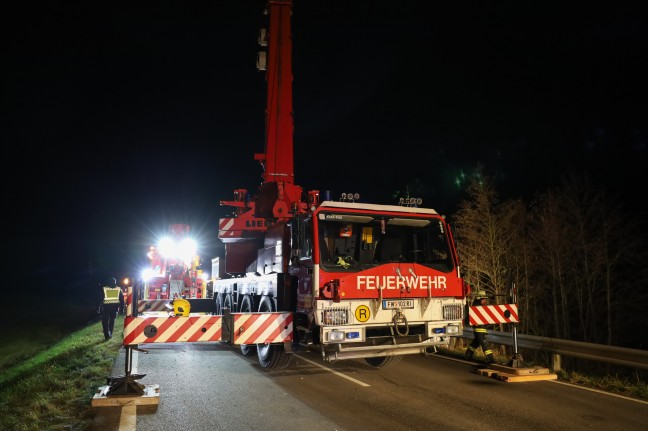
[
  {"x1": 105, "y1": 277, "x2": 117, "y2": 288},
  {"x1": 169, "y1": 298, "x2": 191, "y2": 317},
  {"x1": 475, "y1": 290, "x2": 487, "y2": 299}
]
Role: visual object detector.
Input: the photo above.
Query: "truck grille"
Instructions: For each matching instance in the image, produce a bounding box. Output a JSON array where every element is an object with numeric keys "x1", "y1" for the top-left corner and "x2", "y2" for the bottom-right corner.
[
  {"x1": 443, "y1": 304, "x2": 463, "y2": 320},
  {"x1": 322, "y1": 307, "x2": 349, "y2": 325}
]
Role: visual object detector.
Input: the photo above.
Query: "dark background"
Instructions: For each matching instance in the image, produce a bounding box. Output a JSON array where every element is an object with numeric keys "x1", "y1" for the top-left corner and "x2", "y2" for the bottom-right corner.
[{"x1": 3, "y1": 1, "x2": 646, "y2": 324}]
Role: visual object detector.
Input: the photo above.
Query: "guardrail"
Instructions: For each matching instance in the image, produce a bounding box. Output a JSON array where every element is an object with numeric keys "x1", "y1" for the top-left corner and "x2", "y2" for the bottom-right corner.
[{"x1": 461, "y1": 328, "x2": 648, "y2": 371}]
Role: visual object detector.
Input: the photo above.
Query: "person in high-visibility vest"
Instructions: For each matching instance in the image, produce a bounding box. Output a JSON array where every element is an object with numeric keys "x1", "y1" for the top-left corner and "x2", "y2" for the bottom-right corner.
[
  {"x1": 97, "y1": 277, "x2": 125, "y2": 341},
  {"x1": 465, "y1": 290, "x2": 495, "y2": 364}
]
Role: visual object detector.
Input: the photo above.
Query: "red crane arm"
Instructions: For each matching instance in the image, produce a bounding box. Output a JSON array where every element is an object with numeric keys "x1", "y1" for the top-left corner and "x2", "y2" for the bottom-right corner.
[{"x1": 257, "y1": 0, "x2": 294, "y2": 185}]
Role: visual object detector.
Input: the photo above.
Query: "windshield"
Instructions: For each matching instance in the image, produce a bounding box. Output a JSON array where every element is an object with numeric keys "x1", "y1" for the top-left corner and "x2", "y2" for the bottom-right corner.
[{"x1": 317, "y1": 212, "x2": 453, "y2": 272}]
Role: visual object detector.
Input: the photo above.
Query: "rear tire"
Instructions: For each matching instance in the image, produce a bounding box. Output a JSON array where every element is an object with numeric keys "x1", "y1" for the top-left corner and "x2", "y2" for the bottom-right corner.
[
  {"x1": 239, "y1": 295, "x2": 256, "y2": 356},
  {"x1": 364, "y1": 355, "x2": 403, "y2": 368},
  {"x1": 257, "y1": 296, "x2": 293, "y2": 369}
]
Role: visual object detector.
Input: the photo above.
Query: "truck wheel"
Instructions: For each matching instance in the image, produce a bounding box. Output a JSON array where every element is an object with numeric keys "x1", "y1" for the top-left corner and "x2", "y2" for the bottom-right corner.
[
  {"x1": 257, "y1": 296, "x2": 293, "y2": 369},
  {"x1": 239, "y1": 295, "x2": 256, "y2": 356},
  {"x1": 364, "y1": 355, "x2": 403, "y2": 368},
  {"x1": 258, "y1": 344, "x2": 292, "y2": 369}
]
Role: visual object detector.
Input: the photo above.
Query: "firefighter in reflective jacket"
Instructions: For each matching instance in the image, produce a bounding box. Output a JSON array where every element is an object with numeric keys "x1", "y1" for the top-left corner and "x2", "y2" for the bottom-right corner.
[
  {"x1": 465, "y1": 290, "x2": 495, "y2": 364},
  {"x1": 98, "y1": 277, "x2": 125, "y2": 341}
]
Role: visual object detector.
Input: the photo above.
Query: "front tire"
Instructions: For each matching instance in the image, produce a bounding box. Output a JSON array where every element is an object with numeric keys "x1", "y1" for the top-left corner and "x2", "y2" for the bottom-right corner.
[
  {"x1": 364, "y1": 355, "x2": 403, "y2": 368},
  {"x1": 257, "y1": 296, "x2": 292, "y2": 369}
]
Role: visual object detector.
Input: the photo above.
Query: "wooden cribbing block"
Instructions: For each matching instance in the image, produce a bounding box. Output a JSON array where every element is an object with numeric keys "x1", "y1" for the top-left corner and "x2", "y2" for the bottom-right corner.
[{"x1": 91, "y1": 384, "x2": 160, "y2": 407}]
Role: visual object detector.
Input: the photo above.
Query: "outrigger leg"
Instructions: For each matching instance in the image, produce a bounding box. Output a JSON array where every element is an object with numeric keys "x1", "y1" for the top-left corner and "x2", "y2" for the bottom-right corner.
[
  {"x1": 505, "y1": 282, "x2": 523, "y2": 368},
  {"x1": 105, "y1": 345, "x2": 149, "y2": 396},
  {"x1": 505, "y1": 324, "x2": 524, "y2": 368}
]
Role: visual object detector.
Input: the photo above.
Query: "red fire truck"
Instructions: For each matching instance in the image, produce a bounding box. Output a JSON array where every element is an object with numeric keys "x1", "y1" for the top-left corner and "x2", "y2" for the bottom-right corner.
[
  {"x1": 124, "y1": 0, "x2": 469, "y2": 371},
  {"x1": 141, "y1": 224, "x2": 207, "y2": 300}
]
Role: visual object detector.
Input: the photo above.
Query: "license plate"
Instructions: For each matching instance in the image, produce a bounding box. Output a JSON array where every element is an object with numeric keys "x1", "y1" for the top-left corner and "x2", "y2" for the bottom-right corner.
[{"x1": 382, "y1": 299, "x2": 414, "y2": 310}]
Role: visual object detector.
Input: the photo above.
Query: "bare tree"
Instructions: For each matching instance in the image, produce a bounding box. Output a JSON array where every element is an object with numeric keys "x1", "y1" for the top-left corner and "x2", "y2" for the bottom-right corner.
[
  {"x1": 453, "y1": 176, "x2": 503, "y2": 298},
  {"x1": 453, "y1": 177, "x2": 523, "y2": 288},
  {"x1": 530, "y1": 173, "x2": 648, "y2": 344},
  {"x1": 453, "y1": 170, "x2": 648, "y2": 347},
  {"x1": 594, "y1": 188, "x2": 647, "y2": 345},
  {"x1": 500, "y1": 199, "x2": 535, "y2": 333},
  {"x1": 560, "y1": 174, "x2": 605, "y2": 341}
]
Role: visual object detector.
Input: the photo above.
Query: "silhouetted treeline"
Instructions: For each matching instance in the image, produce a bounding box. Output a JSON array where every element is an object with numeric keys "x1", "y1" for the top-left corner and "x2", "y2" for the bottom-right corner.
[{"x1": 452, "y1": 172, "x2": 648, "y2": 350}]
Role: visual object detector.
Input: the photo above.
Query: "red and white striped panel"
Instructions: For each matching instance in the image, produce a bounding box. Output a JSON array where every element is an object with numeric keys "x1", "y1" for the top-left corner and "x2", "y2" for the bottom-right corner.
[
  {"x1": 137, "y1": 300, "x2": 169, "y2": 314},
  {"x1": 219, "y1": 218, "x2": 236, "y2": 238},
  {"x1": 233, "y1": 312, "x2": 293, "y2": 345},
  {"x1": 469, "y1": 304, "x2": 518, "y2": 325},
  {"x1": 123, "y1": 316, "x2": 222, "y2": 345}
]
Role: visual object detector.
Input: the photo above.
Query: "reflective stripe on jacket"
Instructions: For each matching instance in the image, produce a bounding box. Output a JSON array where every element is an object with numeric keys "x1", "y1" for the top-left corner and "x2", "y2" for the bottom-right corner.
[{"x1": 103, "y1": 286, "x2": 121, "y2": 304}]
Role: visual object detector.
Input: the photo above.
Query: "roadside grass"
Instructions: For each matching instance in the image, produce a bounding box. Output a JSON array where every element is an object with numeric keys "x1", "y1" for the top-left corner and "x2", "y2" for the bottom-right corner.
[
  {"x1": 0, "y1": 316, "x2": 124, "y2": 431},
  {"x1": 0, "y1": 326, "x2": 65, "y2": 373},
  {"x1": 555, "y1": 369, "x2": 648, "y2": 401}
]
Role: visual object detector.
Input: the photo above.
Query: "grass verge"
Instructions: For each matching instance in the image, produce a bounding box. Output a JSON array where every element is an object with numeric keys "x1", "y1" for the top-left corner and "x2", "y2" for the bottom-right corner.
[{"x1": 0, "y1": 316, "x2": 124, "y2": 431}]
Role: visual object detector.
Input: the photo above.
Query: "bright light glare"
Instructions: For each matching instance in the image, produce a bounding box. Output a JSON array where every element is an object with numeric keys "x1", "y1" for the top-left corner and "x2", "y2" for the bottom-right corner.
[
  {"x1": 179, "y1": 238, "x2": 197, "y2": 261},
  {"x1": 158, "y1": 236, "x2": 175, "y2": 257},
  {"x1": 157, "y1": 236, "x2": 197, "y2": 264},
  {"x1": 142, "y1": 268, "x2": 155, "y2": 281}
]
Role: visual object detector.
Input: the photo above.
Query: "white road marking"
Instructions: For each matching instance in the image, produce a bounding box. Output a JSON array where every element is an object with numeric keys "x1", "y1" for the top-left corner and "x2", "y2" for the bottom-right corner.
[
  {"x1": 548, "y1": 379, "x2": 648, "y2": 405},
  {"x1": 119, "y1": 405, "x2": 137, "y2": 429},
  {"x1": 294, "y1": 354, "x2": 371, "y2": 387}
]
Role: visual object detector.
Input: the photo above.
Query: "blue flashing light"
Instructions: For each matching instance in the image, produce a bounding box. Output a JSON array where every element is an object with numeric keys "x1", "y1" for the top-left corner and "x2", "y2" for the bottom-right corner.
[{"x1": 346, "y1": 332, "x2": 360, "y2": 339}]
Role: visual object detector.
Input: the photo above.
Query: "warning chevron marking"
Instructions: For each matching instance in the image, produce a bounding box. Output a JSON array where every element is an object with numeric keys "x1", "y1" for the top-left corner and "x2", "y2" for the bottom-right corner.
[
  {"x1": 233, "y1": 312, "x2": 293, "y2": 345},
  {"x1": 137, "y1": 300, "x2": 168, "y2": 313},
  {"x1": 123, "y1": 316, "x2": 223, "y2": 345},
  {"x1": 469, "y1": 304, "x2": 518, "y2": 326}
]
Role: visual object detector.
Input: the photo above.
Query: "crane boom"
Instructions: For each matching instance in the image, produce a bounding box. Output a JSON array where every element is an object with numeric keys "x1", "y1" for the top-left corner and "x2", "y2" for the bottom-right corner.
[
  {"x1": 218, "y1": 0, "x2": 304, "y2": 274},
  {"x1": 256, "y1": 0, "x2": 294, "y2": 185}
]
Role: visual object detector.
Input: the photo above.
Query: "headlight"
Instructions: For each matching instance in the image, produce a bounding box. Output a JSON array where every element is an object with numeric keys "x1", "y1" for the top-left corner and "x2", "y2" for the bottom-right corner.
[
  {"x1": 445, "y1": 324, "x2": 460, "y2": 334},
  {"x1": 329, "y1": 330, "x2": 345, "y2": 342}
]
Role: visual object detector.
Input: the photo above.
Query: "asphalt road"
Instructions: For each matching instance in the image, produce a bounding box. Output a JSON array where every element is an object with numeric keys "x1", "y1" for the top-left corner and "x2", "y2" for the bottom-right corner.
[{"x1": 90, "y1": 343, "x2": 648, "y2": 431}]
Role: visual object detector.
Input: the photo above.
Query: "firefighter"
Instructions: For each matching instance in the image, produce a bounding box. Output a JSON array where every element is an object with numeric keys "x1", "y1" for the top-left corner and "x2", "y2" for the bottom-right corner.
[
  {"x1": 98, "y1": 277, "x2": 125, "y2": 341},
  {"x1": 465, "y1": 289, "x2": 495, "y2": 364}
]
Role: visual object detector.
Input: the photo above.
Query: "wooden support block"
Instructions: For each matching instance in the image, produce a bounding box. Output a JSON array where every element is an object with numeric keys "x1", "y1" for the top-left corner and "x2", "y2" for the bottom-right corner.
[
  {"x1": 472, "y1": 365, "x2": 557, "y2": 383},
  {"x1": 495, "y1": 372, "x2": 558, "y2": 383},
  {"x1": 475, "y1": 368, "x2": 497, "y2": 377},
  {"x1": 490, "y1": 364, "x2": 552, "y2": 376},
  {"x1": 91, "y1": 384, "x2": 160, "y2": 407}
]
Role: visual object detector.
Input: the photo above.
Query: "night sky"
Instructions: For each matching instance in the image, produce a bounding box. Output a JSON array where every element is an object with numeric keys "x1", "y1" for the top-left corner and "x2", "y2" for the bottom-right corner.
[{"x1": 4, "y1": 1, "x2": 647, "y2": 316}]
